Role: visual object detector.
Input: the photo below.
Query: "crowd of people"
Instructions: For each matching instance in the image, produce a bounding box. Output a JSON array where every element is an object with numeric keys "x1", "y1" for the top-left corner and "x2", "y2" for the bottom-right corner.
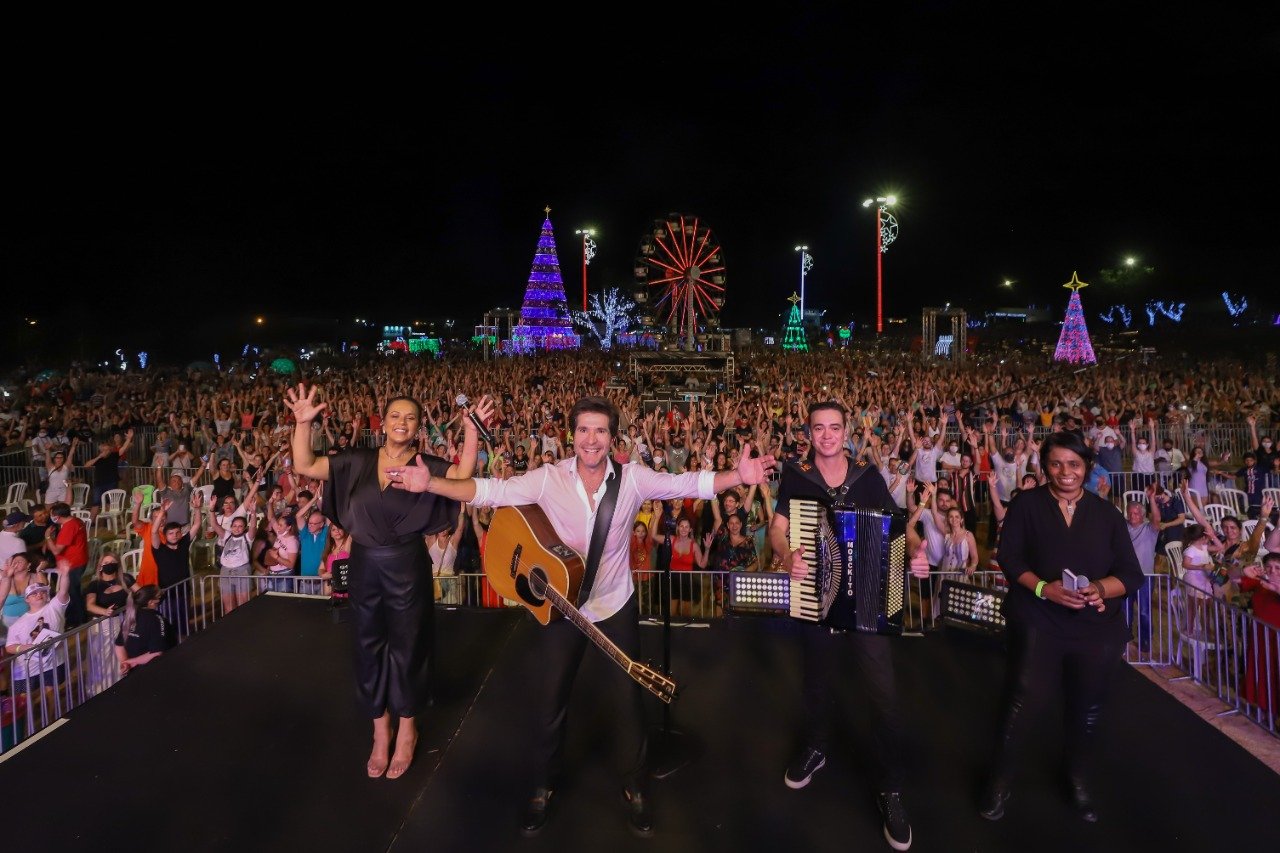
[{"x1": 3, "y1": 348, "x2": 1279, "y2": 626}]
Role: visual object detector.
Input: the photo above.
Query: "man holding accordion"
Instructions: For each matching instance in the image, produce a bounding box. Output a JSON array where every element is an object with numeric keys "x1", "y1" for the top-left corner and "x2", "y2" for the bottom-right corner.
[{"x1": 768, "y1": 401, "x2": 914, "y2": 852}]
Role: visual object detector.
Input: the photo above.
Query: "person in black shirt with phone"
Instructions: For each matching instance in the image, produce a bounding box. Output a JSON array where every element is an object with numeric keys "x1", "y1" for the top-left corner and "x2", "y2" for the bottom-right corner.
[{"x1": 979, "y1": 431, "x2": 1143, "y2": 824}]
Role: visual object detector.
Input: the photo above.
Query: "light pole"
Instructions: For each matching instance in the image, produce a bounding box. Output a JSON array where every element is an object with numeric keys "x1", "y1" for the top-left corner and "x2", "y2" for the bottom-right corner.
[
  {"x1": 794, "y1": 246, "x2": 814, "y2": 321},
  {"x1": 862, "y1": 196, "x2": 898, "y2": 334},
  {"x1": 575, "y1": 228, "x2": 597, "y2": 311}
]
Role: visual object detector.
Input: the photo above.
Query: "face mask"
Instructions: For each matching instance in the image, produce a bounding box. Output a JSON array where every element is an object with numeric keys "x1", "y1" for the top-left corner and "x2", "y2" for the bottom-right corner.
[
  {"x1": 948, "y1": 445, "x2": 958, "y2": 453},
  {"x1": 1137, "y1": 443, "x2": 1148, "y2": 450}
]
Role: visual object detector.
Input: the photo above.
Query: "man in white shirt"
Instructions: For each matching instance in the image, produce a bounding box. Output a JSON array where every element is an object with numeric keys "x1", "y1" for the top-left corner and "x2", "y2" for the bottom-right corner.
[
  {"x1": 1, "y1": 511, "x2": 31, "y2": 565},
  {"x1": 2, "y1": 561, "x2": 73, "y2": 691},
  {"x1": 911, "y1": 434, "x2": 943, "y2": 484},
  {"x1": 388, "y1": 396, "x2": 775, "y2": 839}
]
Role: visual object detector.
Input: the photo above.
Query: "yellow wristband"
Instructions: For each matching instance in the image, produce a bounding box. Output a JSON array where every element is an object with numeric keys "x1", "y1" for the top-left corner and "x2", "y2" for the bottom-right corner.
[{"x1": 1035, "y1": 580, "x2": 1048, "y2": 599}]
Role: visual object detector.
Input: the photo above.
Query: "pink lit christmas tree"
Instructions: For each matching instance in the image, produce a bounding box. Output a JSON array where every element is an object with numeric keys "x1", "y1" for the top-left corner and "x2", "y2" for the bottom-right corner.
[
  {"x1": 510, "y1": 207, "x2": 580, "y2": 353},
  {"x1": 1053, "y1": 271, "x2": 1097, "y2": 364}
]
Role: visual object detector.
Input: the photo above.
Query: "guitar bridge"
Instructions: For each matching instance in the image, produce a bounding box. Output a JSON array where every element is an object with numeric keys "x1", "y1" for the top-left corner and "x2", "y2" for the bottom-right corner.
[{"x1": 508, "y1": 543, "x2": 522, "y2": 579}]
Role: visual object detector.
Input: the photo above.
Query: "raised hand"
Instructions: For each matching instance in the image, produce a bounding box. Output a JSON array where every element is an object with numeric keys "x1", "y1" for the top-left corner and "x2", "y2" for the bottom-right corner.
[
  {"x1": 734, "y1": 443, "x2": 776, "y2": 486},
  {"x1": 467, "y1": 395, "x2": 497, "y2": 434},
  {"x1": 284, "y1": 383, "x2": 328, "y2": 424}
]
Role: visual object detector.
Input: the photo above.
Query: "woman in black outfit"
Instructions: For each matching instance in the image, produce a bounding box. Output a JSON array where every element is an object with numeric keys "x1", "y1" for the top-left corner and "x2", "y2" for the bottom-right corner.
[
  {"x1": 114, "y1": 584, "x2": 175, "y2": 673},
  {"x1": 980, "y1": 431, "x2": 1143, "y2": 824},
  {"x1": 285, "y1": 383, "x2": 490, "y2": 780}
]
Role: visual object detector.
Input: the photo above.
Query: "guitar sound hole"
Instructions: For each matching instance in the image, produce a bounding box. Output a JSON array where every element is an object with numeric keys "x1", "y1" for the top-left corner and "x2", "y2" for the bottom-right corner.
[{"x1": 516, "y1": 567, "x2": 549, "y2": 607}]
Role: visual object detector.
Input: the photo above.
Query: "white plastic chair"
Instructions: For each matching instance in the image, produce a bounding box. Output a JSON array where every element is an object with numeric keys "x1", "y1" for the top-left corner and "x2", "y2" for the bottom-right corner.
[
  {"x1": 70, "y1": 482, "x2": 91, "y2": 509},
  {"x1": 1164, "y1": 541, "x2": 1184, "y2": 579},
  {"x1": 1170, "y1": 586, "x2": 1217, "y2": 682},
  {"x1": 0, "y1": 481, "x2": 30, "y2": 515},
  {"x1": 101, "y1": 538, "x2": 132, "y2": 559},
  {"x1": 1123, "y1": 490, "x2": 1147, "y2": 508},
  {"x1": 193, "y1": 484, "x2": 215, "y2": 508},
  {"x1": 1264, "y1": 487, "x2": 1280, "y2": 509},
  {"x1": 1201, "y1": 503, "x2": 1234, "y2": 532},
  {"x1": 94, "y1": 488, "x2": 128, "y2": 535},
  {"x1": 1217, "y1": 488, "x2": 1249, "y2": 518},
  {"x1": 122, "y1": 548, "x2": 142, "y2": 577}
]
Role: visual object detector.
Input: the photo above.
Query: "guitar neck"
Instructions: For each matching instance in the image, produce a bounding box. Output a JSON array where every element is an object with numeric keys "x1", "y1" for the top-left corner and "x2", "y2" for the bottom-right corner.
[{"x1": 542, "y1": 585, "x2": 634, "y2": 672}]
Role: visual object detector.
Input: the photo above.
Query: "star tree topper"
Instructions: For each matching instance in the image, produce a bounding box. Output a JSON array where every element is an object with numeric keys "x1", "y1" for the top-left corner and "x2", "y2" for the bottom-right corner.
[{"x1": 1063, "y1": 271, "x2": 1089, "y2": 291}]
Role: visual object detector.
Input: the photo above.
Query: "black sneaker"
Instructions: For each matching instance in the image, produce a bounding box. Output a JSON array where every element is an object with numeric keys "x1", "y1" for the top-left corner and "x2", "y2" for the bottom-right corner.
[
  {"x1": 877, "y1": 791, "x2": 912, "y2": 851},
  {"x1": 783, "y1": 747, "x2": 826, "y2": 789}
]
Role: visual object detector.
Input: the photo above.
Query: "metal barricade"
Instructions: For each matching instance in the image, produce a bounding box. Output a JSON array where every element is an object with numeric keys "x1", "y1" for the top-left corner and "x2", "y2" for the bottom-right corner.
[
  {"x1": 1123, "y1": 572, "x2": 1175, "y2": 666},
  {"x1": 1167, "y1": 576, "x2": 1280, "y2": 737},
  {"x1": 1, "y1": 613, "x2": 126, "y2": 754}
]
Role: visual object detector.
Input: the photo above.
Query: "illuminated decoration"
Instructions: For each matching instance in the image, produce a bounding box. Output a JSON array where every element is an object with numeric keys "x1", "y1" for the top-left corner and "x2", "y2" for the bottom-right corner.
[
  {"x1": 934, "y1": 335, "x2": 955, "y2": 357},
  {"x1": 575, "y1": 228, "x2": 597, "y2": 311},
  {"x1": 1144, "y1": 300, "x2": 1185, "y2": 326},
  {"x1": 115, "y1": 348, "x2": 127, "y2": 371},
  {"x1": 269, "y1": 357, "x2": 297, "y2": 375},
  {"x1": 407, "y1": 337, "x2": 441, "y2": 356},
  {"x1": 510, "y1": 207, "x2": 581, "y2": 353},
  {"x1": 1053, "y1": 271, "x2": 1097, "y2": 364},
  {"x1": 572, "y1": 287, "x2": 637, "y2": 350},
  {"x1": 862, "y1": 196, "x2": 899, "y2": 334},
  {"x1": 795, "y1": 246, "x2": 814, "y2": 319},
  {"x1": 1222, "y1": 292, "x2": 1248, "y2": 317},
  {"x1": 137, "y1": 351, "x2": 148, "y2": 370},
  {"x1": 633, "y1": 212, "x2": 726, "y2": 351},
  {"x1": 1099, "y1": 304, "x2": 1133, "y2": 328},
  {"x1": 781, "y1": 292, "x2": 808, "y2": 351},
  {"x1": 213, "y1": 353, "x2": 220, "y2": 367},
  {"x1": 838, "y1": 327, "x2": 852, "y2": 340}
]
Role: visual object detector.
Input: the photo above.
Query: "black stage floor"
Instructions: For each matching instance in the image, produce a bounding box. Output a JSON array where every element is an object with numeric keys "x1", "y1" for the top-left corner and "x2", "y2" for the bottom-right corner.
[{"x1": 4, "y1": 595, "x2": 1279, "y2": 852}]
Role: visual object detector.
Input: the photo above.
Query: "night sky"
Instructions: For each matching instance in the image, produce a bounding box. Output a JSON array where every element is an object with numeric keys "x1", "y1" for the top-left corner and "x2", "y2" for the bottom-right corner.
[{"x1": 9, "y1": 10, "x2": 1276, "y2": 361}]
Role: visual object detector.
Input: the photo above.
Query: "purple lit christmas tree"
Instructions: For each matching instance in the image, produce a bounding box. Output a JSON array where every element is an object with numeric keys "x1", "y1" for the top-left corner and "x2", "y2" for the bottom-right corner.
[
  {"x1": 510, "y1": 207, "x2": 580, "y2": 353},
  {"x1": 1053, "y1": 271, "x2": 1097, "y2": 364}
]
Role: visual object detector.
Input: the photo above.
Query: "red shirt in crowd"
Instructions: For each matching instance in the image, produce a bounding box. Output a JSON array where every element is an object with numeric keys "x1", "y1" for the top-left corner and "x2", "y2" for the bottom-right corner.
[{"x1": 56, "y1": 516, "x2": 89, "y2": 567}]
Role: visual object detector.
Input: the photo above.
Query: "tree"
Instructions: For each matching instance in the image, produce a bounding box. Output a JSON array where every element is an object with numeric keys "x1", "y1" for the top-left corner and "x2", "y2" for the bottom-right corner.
[
  {"x1": 572, "y1": 288, "x2": 637, "y2": 350},
  {"x1": 781, "y1": 292, "x2": 808, "y2": 352},
  {"x1": 1053, "y1": 272, "x2": 1097, "y2": 364}
]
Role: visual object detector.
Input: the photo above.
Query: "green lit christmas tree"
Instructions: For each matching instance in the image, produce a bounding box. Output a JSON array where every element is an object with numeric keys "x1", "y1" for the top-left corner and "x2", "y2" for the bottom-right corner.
[{"x1": 782, "y1": 292, "x2": 808, "y2": 351}]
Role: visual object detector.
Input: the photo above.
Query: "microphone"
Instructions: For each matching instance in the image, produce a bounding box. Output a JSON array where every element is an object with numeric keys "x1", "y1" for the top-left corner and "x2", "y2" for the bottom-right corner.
[{"x1": 456, "y1": 394, "x2": 494, "y2": 444}]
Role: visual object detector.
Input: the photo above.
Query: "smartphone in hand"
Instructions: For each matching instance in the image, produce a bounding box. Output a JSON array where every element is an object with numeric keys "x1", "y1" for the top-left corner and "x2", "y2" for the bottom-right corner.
[{"x1": 1062, "y1": 568, "x2": 1089, "y2": 591}]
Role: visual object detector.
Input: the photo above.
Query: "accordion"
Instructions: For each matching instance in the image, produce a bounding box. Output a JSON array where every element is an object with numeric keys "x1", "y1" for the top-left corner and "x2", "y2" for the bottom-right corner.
[{"x1": 788, "y1": 500, "x2": 907, "y2": 635}]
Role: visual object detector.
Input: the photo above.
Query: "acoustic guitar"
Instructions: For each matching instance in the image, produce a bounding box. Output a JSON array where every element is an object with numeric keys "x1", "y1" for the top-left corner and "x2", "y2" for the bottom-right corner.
[{"x1": 482, "y1": 504, "x2": 677, "y2": 704}]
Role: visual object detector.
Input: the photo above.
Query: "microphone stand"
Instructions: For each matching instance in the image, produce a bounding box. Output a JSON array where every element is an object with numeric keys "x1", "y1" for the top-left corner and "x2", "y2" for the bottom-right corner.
[{"x1": 648, "y1": 513, "x2": 701, "y2": 779}]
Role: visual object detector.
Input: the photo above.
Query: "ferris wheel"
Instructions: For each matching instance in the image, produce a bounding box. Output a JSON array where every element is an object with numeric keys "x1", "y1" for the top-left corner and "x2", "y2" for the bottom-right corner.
[{"x1": 633, "y1": 212, "x2": 726, "y2": 349}]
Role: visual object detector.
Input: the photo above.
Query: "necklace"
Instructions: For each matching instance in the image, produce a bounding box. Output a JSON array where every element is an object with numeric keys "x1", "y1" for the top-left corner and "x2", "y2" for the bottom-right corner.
[
  {"x1": 382, "y1": 445, "x2": 413, "y2": 462},
  {"x1": 1052, "y1": 489, "x2": 1082, "y2": 516}
]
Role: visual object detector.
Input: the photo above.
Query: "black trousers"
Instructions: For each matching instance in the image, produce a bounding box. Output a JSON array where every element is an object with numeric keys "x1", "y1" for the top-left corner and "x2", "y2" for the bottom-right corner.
[
  {"x1": 349, "y1": 539, "x2": 433, "y2": 719},
  {"x1": 801, "y1": 624, "x2": 908, "y2": 791},
  {"x1": 532, "y1": 592, "x2": 647, "y2": 791},
  {"x1": 988, "y1": 623, "x2": 1125, "y2": 785}
]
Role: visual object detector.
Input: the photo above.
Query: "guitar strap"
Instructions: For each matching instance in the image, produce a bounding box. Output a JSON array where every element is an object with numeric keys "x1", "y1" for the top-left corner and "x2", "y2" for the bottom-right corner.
[{"x1": 577, "y1": 457, "x2": 622, "y2": 607}]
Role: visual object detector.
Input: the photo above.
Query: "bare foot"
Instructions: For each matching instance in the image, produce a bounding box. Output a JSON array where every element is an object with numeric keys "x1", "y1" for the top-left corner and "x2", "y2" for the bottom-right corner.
[
  {"x1": 367, "y1": 729, "x2": 391, "y2": 778},
  {"x1": 387, "y1": 722, "x2": 417, "y2": 780}
]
